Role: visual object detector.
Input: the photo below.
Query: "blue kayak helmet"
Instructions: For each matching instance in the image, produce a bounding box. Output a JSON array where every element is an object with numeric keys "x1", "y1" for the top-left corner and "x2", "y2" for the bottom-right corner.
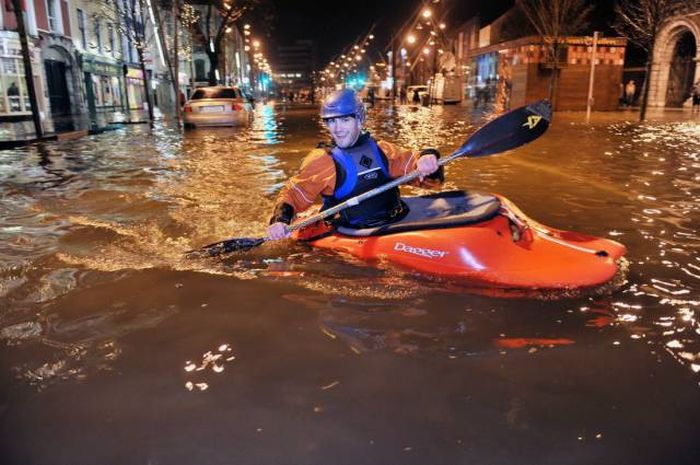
[{"x1": 320, "y1": 89, "x2": 365, "y2": 122}]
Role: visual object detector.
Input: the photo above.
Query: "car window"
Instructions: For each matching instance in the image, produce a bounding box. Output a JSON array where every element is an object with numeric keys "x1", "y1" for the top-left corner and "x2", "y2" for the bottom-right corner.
[{"x1": 190, "y1": 88, "x2": 239, "y2": 99}]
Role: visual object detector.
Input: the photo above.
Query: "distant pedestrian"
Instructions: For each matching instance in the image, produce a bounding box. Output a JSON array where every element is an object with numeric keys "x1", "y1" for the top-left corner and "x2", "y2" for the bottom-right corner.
[
  {"x1": 624, "y1": 80, "x2": 636, "y2": 107},
  {"x1": 7, "y1": 81, "x2": 19, "y2": 96},
  {"x1": 412, "y1": 89, "x2": 420, "y2": 104},
  {"x1": 7, "y1": 81, "x2": 20, "y2": 111},
  {"x1": 618, "y1": 83, "x2": 625, "y2": 106},
  {"x1": 399, "y1": 86, "x2": 407, "y2": 104},
  {"x1": 692, "y1": 80, "x2": 700, "y2": 115}
]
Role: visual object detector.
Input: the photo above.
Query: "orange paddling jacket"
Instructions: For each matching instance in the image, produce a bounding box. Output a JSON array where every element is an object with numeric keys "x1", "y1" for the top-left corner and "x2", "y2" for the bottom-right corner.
[{"x1": 270, "y1": 132, "x2": 444, "y2": 227}]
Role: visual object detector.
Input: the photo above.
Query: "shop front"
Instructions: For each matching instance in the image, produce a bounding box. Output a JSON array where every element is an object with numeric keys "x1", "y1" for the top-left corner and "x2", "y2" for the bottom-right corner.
[
  {"x1": 125, "y1": 67, "x2": 146, "y2": 110},
  {"x1": 82, "y1": 57, "x2": 122, "y2": 111},
  {"x1": 0, "y1": 31, "x2": 47, "y2": 120},
  {"x1": 466, "y1": 52, "x2": 499, "y2": 109}
]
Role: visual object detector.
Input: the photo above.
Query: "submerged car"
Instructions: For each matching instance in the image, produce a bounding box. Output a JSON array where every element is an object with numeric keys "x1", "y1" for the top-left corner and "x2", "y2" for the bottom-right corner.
[{"x1": 183, "y1": 86, "x2": 252, "y2": 128}]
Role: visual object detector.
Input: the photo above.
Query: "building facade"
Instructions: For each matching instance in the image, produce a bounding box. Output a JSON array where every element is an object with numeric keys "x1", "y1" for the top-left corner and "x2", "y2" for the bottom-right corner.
[
  {"x1": 1, "y1": 1, "x2": 50, "y2": 120},
  {"x1": 465, "y1": 35, "x2": 626, "y2": 111},
  {"x1": 2, "y1": 1, "x2": 262, "y2": 126},
  {"x1": 648, "y1": 10, "x2": 700, "y2": 108},
  {"x1": 451, "y1": 11, "x2": 627, "y2": 111},
  {"x1": 71, "y1": 1, "x2": 129, "y2": 113},
  {"x1": 0, "y1": 0, "x2": 203, "y2": 124},
  {"x1": 275, "y1": 40, "x2": 317, "y2": 101}
]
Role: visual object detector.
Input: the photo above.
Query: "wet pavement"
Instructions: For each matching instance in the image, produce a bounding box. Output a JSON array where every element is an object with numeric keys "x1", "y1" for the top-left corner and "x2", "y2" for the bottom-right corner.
[{"x1": 0, "y1": 101, "x2": 699, "y2": 464}]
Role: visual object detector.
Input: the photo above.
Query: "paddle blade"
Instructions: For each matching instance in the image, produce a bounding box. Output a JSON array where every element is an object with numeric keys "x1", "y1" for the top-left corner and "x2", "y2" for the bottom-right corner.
[
  {"x1": 185, "y1": 237, "x2": 266, "y2": 259},
  {"x1": 457, "y1": 100, "x2": 552, "y2": 158}
]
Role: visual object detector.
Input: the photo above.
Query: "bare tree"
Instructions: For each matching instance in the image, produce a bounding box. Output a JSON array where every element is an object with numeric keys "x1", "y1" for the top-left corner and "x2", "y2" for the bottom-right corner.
[
  {"x1": 183, "y1": 0, "x2": 255, "y2": 85},
  {"x1": 151, "y1": 0, "x2": 182, "y2": 124},
  {"x1": 614, "y1": 0, "x2": 700, "y2": 121},
  {"x1": 516, "y1": 0, "x2": 593, "y2": 110}
]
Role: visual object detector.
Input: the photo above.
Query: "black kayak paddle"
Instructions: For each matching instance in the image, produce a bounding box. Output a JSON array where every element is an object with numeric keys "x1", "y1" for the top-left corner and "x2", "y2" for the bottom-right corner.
[{"x1": 187, "y1": 99, "x2": 552, "y2": 258}]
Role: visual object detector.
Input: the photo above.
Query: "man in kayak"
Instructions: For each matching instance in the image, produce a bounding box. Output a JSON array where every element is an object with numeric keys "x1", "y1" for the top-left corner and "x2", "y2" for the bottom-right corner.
[{"x1": 267, "y1": 88, "x2": 443, "y2": 240}]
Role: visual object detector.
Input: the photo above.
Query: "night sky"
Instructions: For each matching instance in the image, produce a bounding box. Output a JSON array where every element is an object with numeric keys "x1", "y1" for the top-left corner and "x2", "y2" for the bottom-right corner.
[
  {"x1": 269, "y1": 0, "x2": 517, "y2": 66},
  {"x1": 266, "y1": 0, "x2": 622, "y2": 68}
]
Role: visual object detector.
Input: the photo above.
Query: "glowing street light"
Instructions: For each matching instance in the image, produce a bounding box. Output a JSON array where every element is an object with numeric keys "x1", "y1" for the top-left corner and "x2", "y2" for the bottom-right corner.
[
  {"x1": 406, "y1": 34, "x2": 416, "y2": 44},
  {"x1": 422, "y1": 9, "x2": 432, "y2": 18}
]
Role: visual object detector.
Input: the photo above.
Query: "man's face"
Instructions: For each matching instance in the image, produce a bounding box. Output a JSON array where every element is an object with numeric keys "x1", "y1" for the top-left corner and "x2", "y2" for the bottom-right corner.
[{"x1": 324, "y1": 115, "x2": 362, "y2": 148}]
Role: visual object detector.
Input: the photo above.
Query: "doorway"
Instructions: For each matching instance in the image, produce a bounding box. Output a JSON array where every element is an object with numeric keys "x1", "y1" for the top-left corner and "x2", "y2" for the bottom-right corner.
[
  {"x1": 44, "y1": 59, "x2": 71, "y2": 115},
  {"x1": 665, "y1": 31, "x2": 697, "y2": 107}
]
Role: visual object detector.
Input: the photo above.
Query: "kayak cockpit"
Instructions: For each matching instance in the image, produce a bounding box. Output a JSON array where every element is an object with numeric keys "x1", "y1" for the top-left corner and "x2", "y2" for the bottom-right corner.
[{"x1": 336, "y1": 190, "x2": 501, "y2": 237}]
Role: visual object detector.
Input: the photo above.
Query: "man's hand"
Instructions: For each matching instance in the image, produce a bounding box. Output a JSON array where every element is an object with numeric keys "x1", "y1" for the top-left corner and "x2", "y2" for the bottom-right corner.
[
  {"x1": 416, "y1": 154, "x2": 439, "y2": 181},
  {"x1": 267, "y1": 222, "x2": 290, "y2": 241}
]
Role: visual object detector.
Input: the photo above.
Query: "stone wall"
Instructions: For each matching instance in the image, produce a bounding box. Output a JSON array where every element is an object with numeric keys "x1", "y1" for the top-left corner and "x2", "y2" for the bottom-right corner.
[{"x1": 649, "y1": 11, "x2": 700, "y2": 107}]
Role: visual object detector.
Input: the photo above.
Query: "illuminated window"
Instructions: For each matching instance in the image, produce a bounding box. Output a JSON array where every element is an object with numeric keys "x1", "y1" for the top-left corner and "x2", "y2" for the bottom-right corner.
[{"x1": 0, "y1": 51, "x2": 31, "y2": 114}]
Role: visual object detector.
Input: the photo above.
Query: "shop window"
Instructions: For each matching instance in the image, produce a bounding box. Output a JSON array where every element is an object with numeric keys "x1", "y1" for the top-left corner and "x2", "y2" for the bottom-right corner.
[{"x1": 0, "y1": 55, "x2": 31, "y2": 114}]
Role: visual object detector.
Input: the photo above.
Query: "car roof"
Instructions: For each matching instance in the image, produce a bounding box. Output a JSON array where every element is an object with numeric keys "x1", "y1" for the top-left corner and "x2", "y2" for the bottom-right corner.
[{"x1": 195, "y1": 85, "x2": 240, "y2": 91}]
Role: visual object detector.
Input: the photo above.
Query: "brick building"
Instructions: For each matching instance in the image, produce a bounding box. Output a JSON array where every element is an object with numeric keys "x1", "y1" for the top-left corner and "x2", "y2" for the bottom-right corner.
[
  {"x1": 465, "y1": 35, "x2": 626, "y2": 111},
  {"x1": 453, "y1": 9, "x2": 627, "y2": 111}
]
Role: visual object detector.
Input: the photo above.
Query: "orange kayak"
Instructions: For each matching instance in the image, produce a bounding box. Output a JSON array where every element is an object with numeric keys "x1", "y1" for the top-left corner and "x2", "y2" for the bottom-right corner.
[{"x1": 294, "y1": 191, "x2": 626, "y2": 290}]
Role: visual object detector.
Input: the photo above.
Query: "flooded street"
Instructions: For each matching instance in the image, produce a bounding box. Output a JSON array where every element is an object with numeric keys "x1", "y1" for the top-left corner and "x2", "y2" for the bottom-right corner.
[{"x1": 1, "y1": 102, "x2": 699, "y2": 464}]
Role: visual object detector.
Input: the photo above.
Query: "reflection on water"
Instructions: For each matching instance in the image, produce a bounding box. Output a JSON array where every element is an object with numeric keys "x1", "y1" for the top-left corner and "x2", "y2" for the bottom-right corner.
[
  {"x1": 1, "y1": 103, "x2": 699, "y2": 463},
  {"x1": 183, "y1": 343, "x2": 237, "y2": 392},
  {"x1": 0, "y1": 104, "x2": 699, "y2": 430},
  {"x1": 600, "y1": 120, "x2": 700, "y2": 381}
]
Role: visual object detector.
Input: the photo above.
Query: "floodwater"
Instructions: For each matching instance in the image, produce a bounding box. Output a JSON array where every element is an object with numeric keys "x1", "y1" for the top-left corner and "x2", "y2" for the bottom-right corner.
[{"x1": 1, "y1": 102, "x2": 699, "y2": 464}]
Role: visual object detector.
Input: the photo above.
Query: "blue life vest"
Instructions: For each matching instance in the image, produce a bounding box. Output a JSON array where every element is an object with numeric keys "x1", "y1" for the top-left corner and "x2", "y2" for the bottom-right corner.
[{"x1": 323, "y1": 134, "x2": 406, "y2": 228}]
